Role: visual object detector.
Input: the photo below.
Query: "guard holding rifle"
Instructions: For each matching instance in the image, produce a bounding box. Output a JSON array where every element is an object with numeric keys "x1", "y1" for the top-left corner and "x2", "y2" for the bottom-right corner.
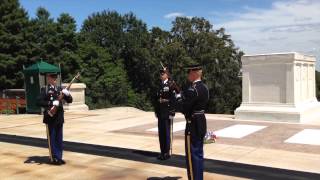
[
  {"x1": 154, "y1": 65, "x2": 181, "y2": 160},
  {"x1": 37, "y1": 73, "x2": 73, "y2": 165},
  {"x1": 182, "y1": 64, "x2": 209, "y2": 180}
]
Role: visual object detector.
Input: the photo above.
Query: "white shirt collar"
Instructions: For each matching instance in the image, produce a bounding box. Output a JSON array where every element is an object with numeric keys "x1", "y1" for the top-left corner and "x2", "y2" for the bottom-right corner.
[
  {"x1": 49, "y1": 84, "x2": 55, "y2": 89},
  {"x1": 193, "y1": 79, "x2": 201, "y2": 83},
  {"x1": 163, "y1": 79, "x2": 168, "y2": 84}
]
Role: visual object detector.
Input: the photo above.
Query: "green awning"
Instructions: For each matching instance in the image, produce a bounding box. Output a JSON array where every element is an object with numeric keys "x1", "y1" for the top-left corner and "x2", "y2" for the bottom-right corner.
[{"x1": 23, "y1": 61, "x2": 61, "y2": 74}]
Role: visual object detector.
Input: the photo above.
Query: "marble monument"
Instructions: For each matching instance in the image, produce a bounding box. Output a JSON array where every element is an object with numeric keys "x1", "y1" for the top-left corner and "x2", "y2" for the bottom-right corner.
[{"x1": 235, "y1": 52, "x2": 320, "y2": 123}]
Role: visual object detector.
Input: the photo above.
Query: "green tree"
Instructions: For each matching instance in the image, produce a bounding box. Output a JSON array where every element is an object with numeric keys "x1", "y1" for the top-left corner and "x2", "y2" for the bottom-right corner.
[
  {"x1": 81, "y1": 10, "x2": 154, "y2": 110},
  {"x1": 77, "y1": 42, "x2": 130, "y2": 109},
  {"x1": 28, "y1": 7, "x2": 56, "y2": 61},
  {"x1": 0, "y1": 0, "x2": 29, "y2": 89},
  {"x1": 169, "y1": 17, "x2": 243, "y2": 113},
  {"x1": 54, "y1": 13, "x2": 80, "y2": 81},
  {"x1": 81, "y1": 10, "x2": 124, "y2": 60},
  {"x1": 28, "y1": 8, "x2": 80, "y2": 81},
  {"x1": 0, "y1": 3, "x2": 243, "y2": 114},
  {"x1": 121, "y1": 13, "x2": 155, "y2": 95},
  {"x1": 149, "y1": 28, "x2": 193, "y2": 89}
]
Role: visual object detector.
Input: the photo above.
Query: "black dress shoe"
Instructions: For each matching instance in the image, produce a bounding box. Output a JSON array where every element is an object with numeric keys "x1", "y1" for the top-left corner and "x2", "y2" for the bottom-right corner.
[
  {"x1": 58, "y1": 159, "x2": 66, "y2": 165},
  {"x1": 50, "y1": 158, "x2": 61, "y2": 165},
  {"x1": 157, "y1": 153, "x2": 171, "y2": 161},
  {"x1": 157, "y1": 154, "x2": 165, "y2": 160},
  {"x1": 163, "y1": 153, "x2": 171, "y2": 160}
]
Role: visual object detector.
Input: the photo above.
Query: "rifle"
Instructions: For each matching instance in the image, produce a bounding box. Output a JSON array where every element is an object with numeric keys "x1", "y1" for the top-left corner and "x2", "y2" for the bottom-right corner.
[
  {"x1": 160, "y1": 61, "x2": 180, "y2": 92},
  {"x1": 160, "y1": 61, "x2": 166, "y2": 70},
  {"x1": 48, "y1": 71, "x2": 81, "y2": 117},
  {"x1": 160, "y1": 61, "x2": 181, "y2": 156}
]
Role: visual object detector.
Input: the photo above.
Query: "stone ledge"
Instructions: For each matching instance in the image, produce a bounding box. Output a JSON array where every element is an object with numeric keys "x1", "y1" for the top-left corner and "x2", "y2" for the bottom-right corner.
[{"x1": 235, "y1": 101, "x2": 320, "y2": 123}]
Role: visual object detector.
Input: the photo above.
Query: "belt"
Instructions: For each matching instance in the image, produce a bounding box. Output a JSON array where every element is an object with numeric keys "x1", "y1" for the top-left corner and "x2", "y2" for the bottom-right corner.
[
  {"x1": 192, "y1": 110, "x2": 205, "y2": 115},
  {"x1": 159, "y1": 98, "x2": 169, "y2": 103}
]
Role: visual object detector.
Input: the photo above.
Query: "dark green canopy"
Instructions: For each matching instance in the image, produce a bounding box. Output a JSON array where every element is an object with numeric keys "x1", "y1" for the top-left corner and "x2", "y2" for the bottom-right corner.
[
  {"x1": 23, "y1": 61, "x2": 60, "y2": 74},
  {"x1": 23, "y1": 61, "x2": 61, "y2": 113}
]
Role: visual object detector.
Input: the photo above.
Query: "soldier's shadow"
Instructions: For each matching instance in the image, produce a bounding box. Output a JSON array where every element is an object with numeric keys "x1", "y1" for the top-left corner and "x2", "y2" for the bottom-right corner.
[
  {"x1": 147, "y1": 177, "x2": 182, "y2": 180},
  {"x1": 24, "y1": 156, "x2": 51, "y2": 165}
]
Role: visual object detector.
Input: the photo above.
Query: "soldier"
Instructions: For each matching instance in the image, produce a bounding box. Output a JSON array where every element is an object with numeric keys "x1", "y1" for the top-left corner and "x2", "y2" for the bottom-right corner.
[
  {"x1": 182, "y1": 64, "x2": 209, "y2": 180},
  {"x1": 154, "y1": 66, "x2": 180, "y2": 160},
  {"x1": 37, "y1": 73, "x2": 73, "y2": 165}
]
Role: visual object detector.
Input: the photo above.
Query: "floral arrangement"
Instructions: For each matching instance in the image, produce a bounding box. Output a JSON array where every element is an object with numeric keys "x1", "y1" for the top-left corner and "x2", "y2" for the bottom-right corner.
[{"x1": 204, "y1": 131, "x2": 217, "y2": 144}]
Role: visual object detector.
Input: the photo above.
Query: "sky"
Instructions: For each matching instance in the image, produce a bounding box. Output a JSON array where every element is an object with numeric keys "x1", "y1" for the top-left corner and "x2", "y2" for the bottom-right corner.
[{"x1": 20, "y1": 0, "x2": 320, "y2": 69}]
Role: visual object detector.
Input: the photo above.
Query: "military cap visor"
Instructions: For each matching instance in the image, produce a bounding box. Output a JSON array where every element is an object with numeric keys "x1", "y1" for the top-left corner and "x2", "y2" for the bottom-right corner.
[
  {"x1": 159, "y1": 69, "x2": 169, "y2": 74},
  {"x1": 185, "y1": 64, "x2": 202, "y2": 72},
  {"x1": 48, "y1": 73, "x2": 58, "y2": 78}
]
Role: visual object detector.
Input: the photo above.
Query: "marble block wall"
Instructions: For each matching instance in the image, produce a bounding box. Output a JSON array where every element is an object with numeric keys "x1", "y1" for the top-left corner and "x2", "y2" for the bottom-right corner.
[
  {"x1": 235, "y1": 52, "x2": 320, "y2": 123},
  {"x1": 62, "y1": 83, "x2": 89, "y2": 111}
]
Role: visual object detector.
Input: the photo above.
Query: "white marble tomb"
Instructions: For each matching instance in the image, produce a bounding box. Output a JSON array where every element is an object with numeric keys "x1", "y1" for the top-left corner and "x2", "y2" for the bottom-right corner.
[{"x1": 235, "y1": 52, "x2": 320, "y2": 123}]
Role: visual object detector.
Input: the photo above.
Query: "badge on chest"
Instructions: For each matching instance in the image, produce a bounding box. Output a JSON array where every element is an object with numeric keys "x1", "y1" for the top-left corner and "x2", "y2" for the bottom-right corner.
[
  {"x1": 163, "y1": 86, "x2": 169, "y2": 92},
  {"x1": 47, "y1": 87, "x2": 60, "y2": 101}
]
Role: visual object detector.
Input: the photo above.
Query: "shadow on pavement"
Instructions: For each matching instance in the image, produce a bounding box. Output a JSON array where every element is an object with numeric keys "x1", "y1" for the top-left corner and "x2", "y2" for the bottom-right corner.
[
  {"x1": 1, "y1": 133, "x2": 320, "y2": 180},
  {"x1": 24, "y1": 156, "x2": 51, "y2": 165},
  {"x1": 147, "y1": 176, "x2": 182, "y2": 180},
  {"x1": 132, "y1": 149, "x2": 159, "y2": 157}
]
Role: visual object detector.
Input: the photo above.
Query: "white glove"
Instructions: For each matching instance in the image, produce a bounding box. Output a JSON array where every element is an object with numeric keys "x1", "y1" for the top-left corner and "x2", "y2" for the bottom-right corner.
[
  {"x1": 62, "y1": 88, "x2": 70, "y2": 96},
  {"x1": 176, "y1": 93, "x2": 182, "y2": 102},
  {"x1": 53, "y1": 100, "x2": 59, "y2": 106}
]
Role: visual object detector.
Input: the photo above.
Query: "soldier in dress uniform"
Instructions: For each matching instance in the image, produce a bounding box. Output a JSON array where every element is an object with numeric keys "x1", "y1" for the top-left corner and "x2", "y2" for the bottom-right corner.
[
  {"x1": 37, "y1": 73, "x2": 73, "y2": 165},
  {"x1": 182, "y1": 64, "x2": 209, "y2": 180},
  {"x1": 153, "y1": 66, "x2": 181, "y2": 160}
]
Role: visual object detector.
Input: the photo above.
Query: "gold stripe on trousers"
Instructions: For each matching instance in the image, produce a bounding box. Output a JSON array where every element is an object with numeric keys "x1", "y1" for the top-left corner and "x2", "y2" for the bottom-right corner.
[
  {"x1": 187, "y1": 134, "x2": 194, "y2": 180},
  {"x1": 170, "y1": 118, "x2": 173, "y2": 155},
  {"x1": 46, "y1": 125, "x2": 53, "y2": 161}
]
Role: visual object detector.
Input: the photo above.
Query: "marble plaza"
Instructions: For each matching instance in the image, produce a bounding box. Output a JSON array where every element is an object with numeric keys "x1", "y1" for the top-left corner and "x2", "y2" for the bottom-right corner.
[{"x1": 1, "y1": 107, "x2": 320, "y2": 179}]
